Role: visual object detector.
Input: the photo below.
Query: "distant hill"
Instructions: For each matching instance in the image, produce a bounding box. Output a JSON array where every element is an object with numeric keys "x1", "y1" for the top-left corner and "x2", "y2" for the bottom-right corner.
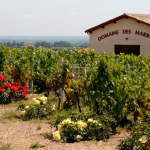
[{"x1": 0, "y1": 36, "x2": 89, "y2": 44}]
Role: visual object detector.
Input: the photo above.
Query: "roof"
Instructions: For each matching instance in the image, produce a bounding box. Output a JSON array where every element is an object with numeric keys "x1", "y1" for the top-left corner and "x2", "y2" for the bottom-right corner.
[
  {"x1": 85, "y1": 13, "x2": 150, "y2": 33},
  {"x1": 28, "y1": 45, "x2": 34, "y2": 47},
  {"x1": 79, "y1": 47, "x2": 90, "y2": 52}
]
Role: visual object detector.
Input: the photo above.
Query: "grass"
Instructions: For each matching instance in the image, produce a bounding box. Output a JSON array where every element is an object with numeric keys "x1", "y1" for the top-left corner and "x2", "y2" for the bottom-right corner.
[
  {"x1": 30, "y1": 142, "x2": 45, "y2": 149},
  {"x1": 42, "y1": 132, "x2": 53, "y2": 140},
  {"x1": 3, "y1": 111, "x2": 16, "y2": 119},
  {"x1": 0, "y1": 142, "x2": 10, "y2": 150},
  {"x1": 37, "y1": 125, "x2": 41, "y2": 130}
]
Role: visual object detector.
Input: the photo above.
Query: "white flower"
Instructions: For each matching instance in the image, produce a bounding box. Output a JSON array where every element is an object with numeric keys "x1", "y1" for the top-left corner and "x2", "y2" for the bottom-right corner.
[{"x1": 138, "y1": 135, "x2": 148, "y2": 143}]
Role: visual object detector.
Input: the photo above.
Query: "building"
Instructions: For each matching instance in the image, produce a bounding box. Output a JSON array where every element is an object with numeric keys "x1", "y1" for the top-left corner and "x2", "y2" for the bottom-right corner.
[
  {"x1": 85, "y1": 13, "x2": 150, "y2": 55},
  {"x1": 79, "y1": 47, "x2": 90, "y2": 52},
  {"x1": 28, "y1": 45, "x2": 35, "y2": 49}
]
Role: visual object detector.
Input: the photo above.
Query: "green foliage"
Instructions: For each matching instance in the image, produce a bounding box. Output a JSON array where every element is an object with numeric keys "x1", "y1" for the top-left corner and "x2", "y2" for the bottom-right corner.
[
  {"x1": 118, "y1": 108, "x2": 150, "y2": 150},
  {"x1": 88, "y1": 53, "x2": 150, "y2": 123}
]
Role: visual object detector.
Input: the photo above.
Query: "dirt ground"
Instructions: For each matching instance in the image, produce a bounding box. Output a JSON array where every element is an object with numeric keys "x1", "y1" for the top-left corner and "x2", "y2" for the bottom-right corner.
[{"x1": 0, "y1": 104, "x2": 130, "y2": 150}]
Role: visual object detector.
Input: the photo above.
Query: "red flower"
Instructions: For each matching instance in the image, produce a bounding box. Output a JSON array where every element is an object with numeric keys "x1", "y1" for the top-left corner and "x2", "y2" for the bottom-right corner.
[
  {"x1": 22, "y1": 92, "x2": 27, "y2": 96},
  {"x1": 25, "y1": 97, "x2": 28, "y2": 100},
  {"x1": 25, "y1": 86, "x2": 29, "y2": 89},
  {"x1": 11, "y1": 86, "x2": 18, "y2": 92},
  {"x1": 19, "y1": 86, "x2": 25, "y2": 90},
  {"x1": 20, "y1": 100, "x2": 23, "y2": 103},
  {"x1": 0, "y1": 74, "x2": 6, "y2": 81},
  {"x1": 2, "y1": 85, "x2": 5, "y2": 88},
  {"x1": 0, "y1": 88, "x2": 5, "y2": 92},
  {"x1": 5, "y1": 82, "x2": 10, "y2": 88},
  {"x1": 12, "y1": 82, "x2": 20, "y2": 86},
  {"x1": 8, "y1": 93, "x2": 13, "y2": 98},
  {"x1": 1, "y1": 82, "x2": 10, "y2": 88}
]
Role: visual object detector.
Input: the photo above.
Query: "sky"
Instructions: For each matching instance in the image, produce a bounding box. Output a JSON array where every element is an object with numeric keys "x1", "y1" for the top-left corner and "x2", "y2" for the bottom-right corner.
[{"x1": 1, "y1": 0, "x2": 150, "y2": 36}]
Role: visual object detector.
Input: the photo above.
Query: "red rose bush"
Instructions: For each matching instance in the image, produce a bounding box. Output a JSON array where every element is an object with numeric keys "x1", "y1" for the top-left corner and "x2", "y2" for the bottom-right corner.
[{"x1": 0, "y1": 74, "x2": 29, "y2": 104}]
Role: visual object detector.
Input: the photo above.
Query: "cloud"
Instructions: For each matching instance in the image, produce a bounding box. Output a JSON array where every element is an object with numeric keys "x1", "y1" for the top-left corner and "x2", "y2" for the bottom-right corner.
[
  {"x1": 69, "y1": 12, "x2": 77, "y2": 16},
  {"x1": 21, "y1": 15, "x2": 36, "y2": 19}
]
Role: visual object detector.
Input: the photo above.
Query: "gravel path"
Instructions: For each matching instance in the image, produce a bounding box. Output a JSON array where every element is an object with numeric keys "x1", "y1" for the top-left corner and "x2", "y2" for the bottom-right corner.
[
  {"x1": 0, "y1": 120, "x2": 129, "y2": 150},
  {"x1": 0, "y1": 104, "x2": 130, "y2": 150}
]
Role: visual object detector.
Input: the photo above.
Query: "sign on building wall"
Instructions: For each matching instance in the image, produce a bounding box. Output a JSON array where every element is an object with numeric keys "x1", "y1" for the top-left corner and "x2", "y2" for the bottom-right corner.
[{"x1": 98, "y1": 30, "x2": 150, "y2": 41}]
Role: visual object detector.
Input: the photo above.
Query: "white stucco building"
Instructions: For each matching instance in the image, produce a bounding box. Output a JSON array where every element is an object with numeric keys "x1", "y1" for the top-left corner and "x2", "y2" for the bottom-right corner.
[{"x1": 85, "y1": 13, "x2": 150, "y2": 55}]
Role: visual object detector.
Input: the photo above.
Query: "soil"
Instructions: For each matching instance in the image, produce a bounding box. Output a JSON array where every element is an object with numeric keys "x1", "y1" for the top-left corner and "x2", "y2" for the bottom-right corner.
[{"x1": 0, "y1": 103, "x2": 130, "y2": 150}]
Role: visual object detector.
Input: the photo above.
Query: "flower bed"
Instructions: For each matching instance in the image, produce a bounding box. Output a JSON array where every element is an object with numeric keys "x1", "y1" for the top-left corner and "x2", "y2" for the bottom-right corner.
[
  {"x1": 53, "y1": 117, "x2": 112, "y2": 143},
  {"x1": 18, "y1": 96, "x2": 54, "y2": 120},
  {"x1": 0, "y1": 74, "x2": 29, "y2": 104}
]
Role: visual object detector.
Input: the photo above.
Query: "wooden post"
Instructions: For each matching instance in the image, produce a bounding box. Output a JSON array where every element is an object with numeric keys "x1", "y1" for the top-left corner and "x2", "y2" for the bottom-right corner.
[
  {"x1": 59, "y1": 60, "x2": 65, "y2": 101},
  {"x1": 83, "y1": 69, "x2": 87, "y2": 106},
  {"x1": 75, "y1": 67, "x2": 79, "y2": 108},
  {"x1": 127, "y1": 63, "x2": 130, "y2": 71},
  {"x1": 75, "y1": 67, "x2": 79, "y2": 79},
  {"x1": 30, "y1": 65, "x2": 33, "y2": 93},
  {"x1": 9, "y1": 57, "x2": 12, "y2": 66},
  {"x1": 59, "y1": 87, "x2": 65, "y2": 101}
]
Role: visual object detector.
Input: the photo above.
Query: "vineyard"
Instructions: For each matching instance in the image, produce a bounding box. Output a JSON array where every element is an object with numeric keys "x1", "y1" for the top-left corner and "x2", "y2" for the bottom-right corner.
[{"x1": 0, "y1": 46, "x2": 150, "y2": 149}]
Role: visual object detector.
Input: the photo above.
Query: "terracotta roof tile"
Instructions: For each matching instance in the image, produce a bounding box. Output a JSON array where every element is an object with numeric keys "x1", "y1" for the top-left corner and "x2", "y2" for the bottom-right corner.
[{"x1": 79, "y1": 47, "x2": 90, "y2": 52}]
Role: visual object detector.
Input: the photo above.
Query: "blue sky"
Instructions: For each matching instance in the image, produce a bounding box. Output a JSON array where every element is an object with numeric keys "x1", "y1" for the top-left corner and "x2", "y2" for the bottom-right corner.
[{"x1": 1, "y1": 0, "x2": 150, "y2": 36}]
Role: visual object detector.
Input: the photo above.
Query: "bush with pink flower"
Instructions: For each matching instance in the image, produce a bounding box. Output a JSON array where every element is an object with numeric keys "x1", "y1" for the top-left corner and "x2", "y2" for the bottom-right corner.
[{"x1": 0, "y1": 74, "x2": 29, "y2": 104}]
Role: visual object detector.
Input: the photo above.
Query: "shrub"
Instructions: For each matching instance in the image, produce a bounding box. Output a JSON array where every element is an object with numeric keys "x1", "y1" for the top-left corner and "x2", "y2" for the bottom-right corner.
[
  {"x1": 0, "y1": 74, "x2": 29, "y2": 104},
  {"x1": 18, "y1": 96, "x2": 54, "y2": 120},
  {"x1": 52, "y1": 117, "x2": 112, "y2": 143}
]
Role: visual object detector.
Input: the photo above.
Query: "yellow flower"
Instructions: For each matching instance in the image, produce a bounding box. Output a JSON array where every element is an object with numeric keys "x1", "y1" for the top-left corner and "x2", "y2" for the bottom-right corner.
[
  {"x1": 76, "y1": 135, "x2": 82, "y2": 139},
  {"x1": 44, "y1": 108, "x2": 46, "y2": 111},
  {"x1": 88, "y1": 118, "x2": 93, "y2": 123},
  {"x1": 58, "y1": 124, "x2": 62, "y2": 132},
  {"x1": 62, "y1": 118, "x2": 71, "y2": 125},
  {"x1": 25, "y1": 106, "x2": 29, "y2": 109},
  {"x1": 39, "y1": 96, "x2": 47, "y2": 102},
  {"x1": 32, "y1": 98, "x2": 36, "y2": 102},
  {"x1": 139, "y1": 135, "x2": 148, "y2": 143},
  {"x1": 33, "y1": 100, "x2": 40, "y2": 105},
  {"x1": 22, "y1": 110, "x2": 26, "y2": 115},
  {"x1": 82, "y1": 122, "x2": 87, "y2": 128},
  {"x1": 51, "y1": 104, "x2": 55, "y2": 110},
  {"x1": 93, "y1": 120, "x2": 97, "y2": 124},
  {"x1": 77, "y1": 121, "x2": 87, "y2": 130},
  {"x1": 53, "y1": 131, "x2": 61, "y2": 141}
]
